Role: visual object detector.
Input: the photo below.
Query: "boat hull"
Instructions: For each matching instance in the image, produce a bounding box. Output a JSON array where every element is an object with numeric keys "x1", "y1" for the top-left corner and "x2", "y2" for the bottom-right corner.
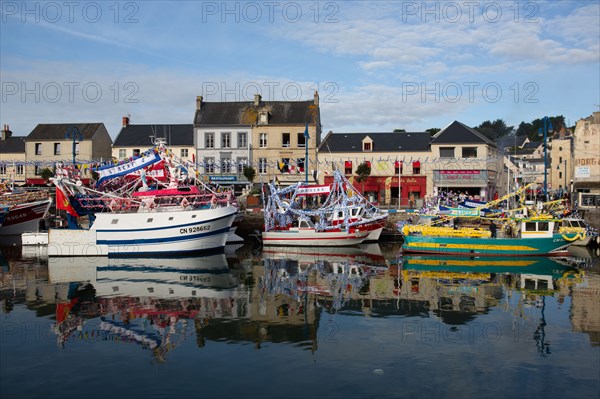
[
  {"x1": 402, "y1": 233, "x2": 571, "y2": 256},
  {"x1": 263, "y1": 230, "x2": 368, "y2": 247},
  {"x1": 0, "y1": 199, "x2": 51, "y2": 237},
  {"x1": 48, "y1": 206, "x2": 237, "y2": 256}
]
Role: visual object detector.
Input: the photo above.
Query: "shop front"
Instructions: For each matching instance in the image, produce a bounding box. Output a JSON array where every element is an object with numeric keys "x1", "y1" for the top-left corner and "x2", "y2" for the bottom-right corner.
[
  {"x1": 324, "y1": 175, "x2": 427, "y2": 206},
  {"x1": 433, "y1": 170, "x2": 495, "y2": 202}
]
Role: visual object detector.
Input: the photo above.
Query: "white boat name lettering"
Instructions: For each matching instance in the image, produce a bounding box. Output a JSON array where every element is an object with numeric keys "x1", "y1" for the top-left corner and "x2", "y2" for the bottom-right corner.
[{"x1": 180, "y1": 226, "x2": 210, "y2": 234}]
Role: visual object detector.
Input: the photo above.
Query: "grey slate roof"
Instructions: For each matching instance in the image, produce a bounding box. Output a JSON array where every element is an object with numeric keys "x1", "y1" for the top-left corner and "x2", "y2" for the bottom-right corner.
[
  {"x1": 194, "y1": 101, "x2": 317, "y2": 126},
  {"x1": 113, "y1": 124, "x2": 193, "y2": 147},
  {"x1": 319, "y1": 132, "x2": 431, "y2": 153},
  {"x1": 0, "y1": 136, "x2": 25, "y2": 153},
  {"x1": 27, "y1": 123, "x2": 104, "y2": 140},
  {"x1": 431, "y1": 121, "x2": 496, "y2": 146}
]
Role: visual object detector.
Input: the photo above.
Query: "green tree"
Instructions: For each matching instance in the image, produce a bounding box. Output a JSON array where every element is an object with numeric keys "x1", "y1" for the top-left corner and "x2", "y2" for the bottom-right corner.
[
  {"x1": 355, "y1": 162, "x2": 371, "y2": 194},
  {"x1": 426, "y1": 128, "x2": 441, "y2": 135},
  {"x1": 243, "y1": 166, "x2": 256, "y2": 184},
  {"x1": 39, "y1": 167, "x2": 54, "y2": 182},
  {"x1": 474, "y1": 119, "x2": 513, "y2": 141},
  {"x1": 393, "y1": 129, "x2": 406, "y2": 132}
]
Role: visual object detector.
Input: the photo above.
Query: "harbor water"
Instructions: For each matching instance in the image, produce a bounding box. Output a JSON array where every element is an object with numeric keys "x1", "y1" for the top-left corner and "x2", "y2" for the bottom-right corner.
[{"x1": 1, "y1": 242, "x2": 599, "y2": 399}]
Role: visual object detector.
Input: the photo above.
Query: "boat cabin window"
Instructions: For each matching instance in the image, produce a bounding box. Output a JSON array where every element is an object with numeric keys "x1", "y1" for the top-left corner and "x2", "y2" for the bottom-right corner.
[
  {"x1": 298, "y1": 220, "x2": 314, "y2": 228},
  {"x1": 337, "y1": 211, "x2": 343, "y2": 218},
  {"x1": 111, "y1": 219, "x2": 118, "y2": 225},
  {"x1": 147, "y1": 218, "x2": 153, "y2": 223},
  {"x1": 351, "y1": 208, "x2": 360, "y2": 217},
  {"x1": 525, "y1": 221, "x2": 550, "y2": 232}
]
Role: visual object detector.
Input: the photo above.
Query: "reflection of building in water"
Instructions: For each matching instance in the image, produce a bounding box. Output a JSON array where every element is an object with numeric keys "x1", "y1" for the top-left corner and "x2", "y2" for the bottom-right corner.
[{"x1": 569, "y1": 273, "x2": 600, "y2": 345}]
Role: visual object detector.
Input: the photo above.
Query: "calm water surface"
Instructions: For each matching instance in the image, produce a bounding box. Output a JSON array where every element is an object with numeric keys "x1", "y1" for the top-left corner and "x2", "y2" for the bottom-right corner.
[{"x1": 1, "y1": 242, "x2": 599, "y2": 399}]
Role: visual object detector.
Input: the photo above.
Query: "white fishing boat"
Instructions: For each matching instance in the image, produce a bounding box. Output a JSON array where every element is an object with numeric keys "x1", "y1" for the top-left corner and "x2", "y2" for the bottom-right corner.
[{"x1": 48, "y1": 144, "x2": 237, "y2": 257}]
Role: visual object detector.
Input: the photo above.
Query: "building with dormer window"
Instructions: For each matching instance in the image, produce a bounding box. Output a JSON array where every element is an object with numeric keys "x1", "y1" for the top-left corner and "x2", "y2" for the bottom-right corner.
[
  {"x1": 319, "y1": 131, "x2": 430, "y2": 206},
  {"x1": 194, "y1": 92, "x2": 321, "y2": 187},
  {"x1": 430, "y1": 121, "x2": 502, "y2": 201}
]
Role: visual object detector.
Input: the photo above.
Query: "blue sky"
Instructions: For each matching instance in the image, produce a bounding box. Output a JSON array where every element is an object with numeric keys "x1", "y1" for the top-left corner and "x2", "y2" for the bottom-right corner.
[{"x1": 1, "y1": 1, "x2": 599, "y2": 139}]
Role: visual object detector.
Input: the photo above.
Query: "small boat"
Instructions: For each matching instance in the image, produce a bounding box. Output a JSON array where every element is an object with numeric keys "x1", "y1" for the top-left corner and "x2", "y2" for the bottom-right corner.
[
  {"x1": 558, "y1": 217, "x2": 598, "y2": 247},
  {"x1": 262, "y1": 218, "x2": 370, "y2": 246},
  {"x1": 0, "y1": 195, "x2": 51, "y2": 238},
  {"x1": 262, "y1": 169, "x2": 387, "y2": 247}
]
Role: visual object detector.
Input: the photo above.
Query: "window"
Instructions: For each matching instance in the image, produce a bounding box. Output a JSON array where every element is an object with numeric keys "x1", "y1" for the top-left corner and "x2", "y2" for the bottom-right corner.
[
  {"x1": 0, "y1": 166, "x2": 5, "y2": 174},
  {"x1": 35, "y1": 143, "x2": 42, "y2": 155},
  {"x1": 559, "y1": 172, "x2": 563, "y2": 179},
  {"x1": 258, "y1": 158, "x2": 267, "y2": 174},
  {"x1": 363, "y1": 142, "x2": 372, "y2": 151},
  {"x1": 259, "y1": 111, "x2": 269, "y2": 124},
  {"x1": 222, "y1": 132, "x2": 231, "y2": 148},
  {"x1": 54, "y1": 143, "x2": 61, "y2": 155},
  {"x1": 344, "y1": 161, "x2": 352, "y2": 175},
  {"x1": 238, "y1": 132, "x2": 247, "y2": 148},
  {"x1": 35, "y1": 166, "x2": 41, "y2": 175},
  {"x1": 559, "y1": 156, "x2": 562, "y2": 164},
  {"x1": 205, "y1": 157, "x2": 215, "y2": 173},
  {"x1": 181, "y1": 149, "x2": 189, "y2": 158},
  {"x1": 394, "y1": 161, "x2": 403, "y2": 175},
  {"x1": 16, "y1": 165, "x2": 23, "y2": 175},
  {"x1": 440, "y1": 147, "x2": 455, "y2": 158},
  {"x1": 297, "y1": 132, "x2": 306, "y2": 148},
  {"x1": 538, "y1": 222, "x2": 549, "y2": 231},
  {"x1": 282, "y1": 133, "x2": 290, "y2": 147},
  {"x1": 412, "y1": 161, "x2": 421, "y2": 175},
  {"x1": 133, "y1": 149, "x2": 141, "y2": 157},
  {"x1": 559, "y1": 146, "x2": 562, "y2": 151},
  {"x1": 74, "y1": 142, "x2": 79, "y2": 155},
  {"x1": 525, "y1": 222, "x2": 537, "y2": 231},
  {"x1": 237, "y1": 157, "x2": 247, "y2": 173},
  {"x1": 221, "y1": 155, "x2": 231, "y2": 173},
  {"x1": 118, "y1": 149, "x2": 126, "y2": 158},
  {"x1": 260, "y1": 133, "x2": 267, "y2": 148},
  {"x1": 297, "y1": 157, "x2": 305, "y2": 172},
  {"x1": 462, "y1": 147, "x2": 477, "y2": 158},
  {"x1": 205, "y1": 132, "x2": 215, "y2": 148}
]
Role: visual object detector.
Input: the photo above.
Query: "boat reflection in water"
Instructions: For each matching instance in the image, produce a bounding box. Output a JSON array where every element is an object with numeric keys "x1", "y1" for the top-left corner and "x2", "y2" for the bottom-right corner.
[
  {"x1": 261, "y1": 245, "x2": 388, "y2": 313},
  {"x1": 48, "y1": 254, "x2": 239, "y2": 361},
  {"x1": 395, "y1": 254, "x2": 584, "y2": 353}
]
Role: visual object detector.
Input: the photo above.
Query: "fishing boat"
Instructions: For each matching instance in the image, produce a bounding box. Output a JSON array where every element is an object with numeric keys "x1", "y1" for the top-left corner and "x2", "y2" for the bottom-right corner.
[
  {"x1": 262, "y1": 169, "x2": 387, "y2": 247},
  {"x1": 399, "y1": 254, "x2": 578, "y2": 278},
  {"x1": 401, "y1": 216, "x2": 577, "y2": 256},
  {"x1": 48, "y1": 145, "x2": 237, "y2": 257},
  {"x1": 0, "y1": 190, "x2": 51, "y2": 239},
  {"x1": 262, "y1": 217, "x2": 370, "y2": 246}
]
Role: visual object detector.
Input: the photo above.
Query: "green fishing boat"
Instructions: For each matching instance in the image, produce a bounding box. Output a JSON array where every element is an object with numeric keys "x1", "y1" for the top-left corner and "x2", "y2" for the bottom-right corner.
[{"x1": 401, "y1": 218, "x2": 577, "y2": 257}]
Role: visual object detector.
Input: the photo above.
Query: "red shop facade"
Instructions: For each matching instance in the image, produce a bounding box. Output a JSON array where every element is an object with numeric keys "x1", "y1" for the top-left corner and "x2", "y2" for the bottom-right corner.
[{"x1": 324, "y1": 175, "x2": 427, "y2": 206}]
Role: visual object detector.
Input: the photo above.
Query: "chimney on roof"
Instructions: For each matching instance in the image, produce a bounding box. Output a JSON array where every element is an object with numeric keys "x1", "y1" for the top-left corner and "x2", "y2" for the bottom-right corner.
[
  {"x1": 254, "y1": 94, "x2": 261, "y2": 106},
  {"x1": 1, "y1": 124, "x2": 12, "y2": 140},
  {"x1": 196, "y1": 96, "x2": 203, "y2": 111},
  {"x1": 122, "y1": 116, "x2": 130, "y2": 128},
  {"x1": 314, "y1": 90, "x2": 319, "y2": 106}
]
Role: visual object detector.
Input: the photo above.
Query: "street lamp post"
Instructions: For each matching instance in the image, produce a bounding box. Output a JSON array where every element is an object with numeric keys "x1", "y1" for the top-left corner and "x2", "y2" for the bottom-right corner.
[
  {"x1": 304, "y1": 123, "x2": 310, "y2": 184},
  {"x1": 538, "y1": 116, "x2": 553, "y2": 200},
  {"x1": 65, "y1": 126, "x2": 82, "y2": 167}
]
